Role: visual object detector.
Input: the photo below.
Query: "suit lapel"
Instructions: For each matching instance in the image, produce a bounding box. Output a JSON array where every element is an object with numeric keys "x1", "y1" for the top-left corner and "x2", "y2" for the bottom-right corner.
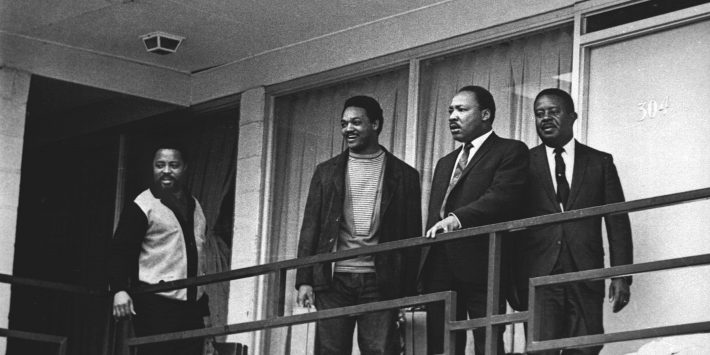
[
  {"x1": 334, "y1": 149, "x2": 398, "y2": 220},
  {"x1": 379, "y1": 150, "x2": 399, "y2": 221},
  {"x1": 419, "y1": 148, "x2": 459, "y2": 283},
  {"x1": 332, "y1": 150, "x2": 347, "y2": 201},
  {"x1": 431, "y1": 148, "x2": 459, "y2": 208},
  {"x1": 452, "y1": 132, "x2": 497, "y2": 189},
  {"x1": 566, "y1": 141, "x2": 588, "y2": 210}
]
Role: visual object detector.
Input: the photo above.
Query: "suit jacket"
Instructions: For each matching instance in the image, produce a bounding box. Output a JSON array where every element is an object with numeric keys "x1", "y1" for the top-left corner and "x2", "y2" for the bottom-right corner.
[
  {"x1": 295, "y1": 147, "x2": 422, "y2": 299},
  {"x1": 421, "y1": 132, "x2": 529, "y2": 286},
  {"x1": 516, "y1": 141, "x2": 633, "y2": 296}
]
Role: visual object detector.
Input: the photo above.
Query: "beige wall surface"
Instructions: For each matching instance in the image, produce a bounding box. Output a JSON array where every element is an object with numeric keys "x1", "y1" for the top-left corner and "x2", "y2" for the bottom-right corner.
[
  {"x1": 0, "y1": 67, "x2": 30, "y2": 355},
  {"x1": 227, "y1": 87, "x2": 268, "y2": 353},
  {"x1": 586, "y1": 18, "x2": 710, "y2": 354}
]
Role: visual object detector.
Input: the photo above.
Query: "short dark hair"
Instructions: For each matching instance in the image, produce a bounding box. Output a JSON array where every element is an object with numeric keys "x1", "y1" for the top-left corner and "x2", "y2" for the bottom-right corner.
[
  {"x1": 342, "y1": 95, "x2": 384, "y2": 134},
  {"x1": 152, "y1": 139, "x2": 189, "y2": 163},
  {"x1": 534, "y1": 88, "x2": 575, "y2": 113},
  {"x1": 457, "y1": 85, "x2": 496, "y2": 123}
]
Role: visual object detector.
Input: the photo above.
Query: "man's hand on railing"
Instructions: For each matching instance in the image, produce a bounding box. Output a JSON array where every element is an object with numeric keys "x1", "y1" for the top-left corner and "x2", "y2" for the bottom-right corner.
[
  {"x1": 424, "y1": 215, "x2": 461, "y2": 238},
  {"x1": 297, "y1": 285, "x2": 315, "y2": 308},
  {"x1": 113, "y1": 290, "x2": 136, "y2": 320},
  {"x1": 609, "y1": 278, "x2": 630, "y2": 313}
]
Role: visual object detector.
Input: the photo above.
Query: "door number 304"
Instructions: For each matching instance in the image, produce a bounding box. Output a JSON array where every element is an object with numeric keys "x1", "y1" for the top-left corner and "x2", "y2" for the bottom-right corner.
[{"x1": 638, "y1": 97, "x2": 670, "y2": 121}]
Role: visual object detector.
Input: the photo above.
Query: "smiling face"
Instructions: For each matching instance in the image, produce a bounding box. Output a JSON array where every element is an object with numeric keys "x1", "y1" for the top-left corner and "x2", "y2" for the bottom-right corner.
[
  {"x1": 341, "y1": 106, "x2": 380, "y2": 154},
  {"x1": 448, "y1": 91, "x2": 491, "y2": 143},
  {"x1": 152, "y1": 148, "x2": 187, "y2": 192},
  {"x1": 534, "y1": 94, "x2": 577, "y2": 148}
]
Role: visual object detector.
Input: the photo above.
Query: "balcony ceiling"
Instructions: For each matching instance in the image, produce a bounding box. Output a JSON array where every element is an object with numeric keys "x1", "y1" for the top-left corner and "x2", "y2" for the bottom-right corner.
[{"x1": 1, "y1": 0, "x2": 445, "y2": 74}]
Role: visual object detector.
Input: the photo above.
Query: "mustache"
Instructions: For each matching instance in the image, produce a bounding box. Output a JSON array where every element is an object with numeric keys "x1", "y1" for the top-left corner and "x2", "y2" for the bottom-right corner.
[{"x1": 159, "y1": 174, "x2": 175, "y2": 180}]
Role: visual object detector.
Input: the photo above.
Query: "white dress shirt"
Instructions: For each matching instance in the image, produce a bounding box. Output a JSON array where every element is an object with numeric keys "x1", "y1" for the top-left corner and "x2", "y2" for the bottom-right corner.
[
  {"x1": 449, "y1": 129, "x2": 494, "y2": 182},
  {"x1": 544, "y1": 139, "x2": 576, "y2": 211}
]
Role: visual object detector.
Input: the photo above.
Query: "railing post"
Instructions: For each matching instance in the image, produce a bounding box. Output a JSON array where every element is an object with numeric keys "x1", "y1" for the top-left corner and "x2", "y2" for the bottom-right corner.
[
  {"x1": 444, "y1": 291, "x2": 458, "y2": 355},
  {"x1": 117, "y1": 320, "x2": 131, "y2": 355},
  {"x1": 527, "y1": 279, "x2": 542, "y2": 353},
  {"x1": 485, "y1": 232, "x2": 502, "y2": 355},
  {"x1": 270, "y1": 268, "x2": 287, "y2": 317},
  {"x1": 57, "y1": 338, "x2": 68, "y2": 355}
]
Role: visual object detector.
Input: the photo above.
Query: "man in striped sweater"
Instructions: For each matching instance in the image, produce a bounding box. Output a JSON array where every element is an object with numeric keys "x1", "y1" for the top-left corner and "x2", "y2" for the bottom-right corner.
[{"x1": 296, "y1": 96, "x2": 422, "y2": 355}]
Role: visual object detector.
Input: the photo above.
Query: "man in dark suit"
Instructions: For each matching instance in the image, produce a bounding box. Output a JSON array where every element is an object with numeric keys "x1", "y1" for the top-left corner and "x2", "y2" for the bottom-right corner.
[
  {"x1": 421, "y1": 86, "x2": 529, "y2": 355},
  {"x1": 295, "y1": 95, "x2": 421, "y2": 355},
  {"x1": 516, "y1": 88, "x2": 633, "y2": 354}
]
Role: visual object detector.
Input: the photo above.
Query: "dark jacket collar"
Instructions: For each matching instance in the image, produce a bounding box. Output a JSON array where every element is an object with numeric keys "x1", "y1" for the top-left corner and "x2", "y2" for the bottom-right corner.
[
  {"x1": 567, "y1": 141, "x2": 589, "y2": 210},
  {"x1": 450, "y1": 132, "x2": 500, "y2": 190}
]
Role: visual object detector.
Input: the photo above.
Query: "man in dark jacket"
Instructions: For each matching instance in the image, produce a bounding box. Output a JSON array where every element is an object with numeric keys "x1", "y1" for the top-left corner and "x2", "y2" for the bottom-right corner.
[
  {"x1": 421, "y1": 86, "x2": 529, "y2": 355},
  {"x1": 295, "y1": 95, "x2": 422, "y2": 355},
  {"x1": 515, "y1": 88, "x2": 633, "y2": 354}
]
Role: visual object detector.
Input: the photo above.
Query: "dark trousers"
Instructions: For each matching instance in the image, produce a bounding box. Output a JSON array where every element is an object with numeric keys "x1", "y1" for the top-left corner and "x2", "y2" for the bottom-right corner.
[
  {"x1": 314, "y1": 272, "x2": 399, "y2": 355},
  {"x1": 535, "y1": 283, "x2": 603, "y2": 355},
  {"x1": 132, "y1": 293, "x2": 206, "y2": 355},
  {"x1": 534, "y1": 247, "x2": 604, "y2": 355},
  {"x1": 423, "y1": 246, "x2": 505, "y2": 355}
]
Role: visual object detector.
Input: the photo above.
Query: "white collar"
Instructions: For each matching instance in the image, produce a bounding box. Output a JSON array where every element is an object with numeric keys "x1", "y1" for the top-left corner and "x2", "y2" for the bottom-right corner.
[
  {"x1": 545, "y1": 138, "x2": 576, "y2": 157},
  {"x1": 466, "y1": 129, "x2": 494, "y2": 149}
]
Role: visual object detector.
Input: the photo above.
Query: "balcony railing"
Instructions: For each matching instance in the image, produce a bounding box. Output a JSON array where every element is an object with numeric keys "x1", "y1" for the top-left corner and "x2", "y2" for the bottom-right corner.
[
  {"x1": 2, "y1": 187, "x2": 710, "y2": 354},
  {"x1": 0, "y1": 329, "x2": 67, "y2": 355}
]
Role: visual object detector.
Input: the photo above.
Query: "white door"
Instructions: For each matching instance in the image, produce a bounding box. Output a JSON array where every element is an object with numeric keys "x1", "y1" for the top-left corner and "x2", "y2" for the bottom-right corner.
[{"x1": 585, "y1": 18, "x2": 710, "y2": 354}]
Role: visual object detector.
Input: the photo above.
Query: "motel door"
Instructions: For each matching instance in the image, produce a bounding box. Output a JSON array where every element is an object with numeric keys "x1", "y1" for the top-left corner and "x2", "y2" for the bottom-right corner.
[{"x1": 583, "y1": 13, "x2": 710, "y2": 354}]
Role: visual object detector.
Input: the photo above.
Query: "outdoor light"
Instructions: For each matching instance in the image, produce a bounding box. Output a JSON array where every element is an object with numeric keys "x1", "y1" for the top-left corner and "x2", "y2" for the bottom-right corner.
[{"x1": 140, "y1": 31, "x2": 184, "y2": 55}]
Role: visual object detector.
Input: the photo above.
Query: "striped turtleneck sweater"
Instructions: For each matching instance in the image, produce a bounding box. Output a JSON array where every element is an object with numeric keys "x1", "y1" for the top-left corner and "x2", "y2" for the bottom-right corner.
[{"x1": 334, "y1": 149, "x2": 386, "y2": 273}]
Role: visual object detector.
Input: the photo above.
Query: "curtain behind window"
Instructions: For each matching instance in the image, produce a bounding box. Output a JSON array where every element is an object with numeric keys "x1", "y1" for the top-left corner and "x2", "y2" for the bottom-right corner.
[
  {"x1": 417, "y1": 25, "x2": 572, "y2": 353},
  {"x1": 268, "y1": 68, "x2": 409, "y2": 354},
  {"x1": 184, "y1": 111, "x2": 238, "y2": 338}
]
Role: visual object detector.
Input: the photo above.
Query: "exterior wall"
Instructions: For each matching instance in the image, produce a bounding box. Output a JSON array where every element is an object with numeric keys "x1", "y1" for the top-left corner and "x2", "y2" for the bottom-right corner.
[
  {"x1": 582, "y1": 14, "x2": 710, "y2": 354},
  {"x1": 227, "y1": 87, "x2": 269, "y2": 353},
  {"x1": 0, "y1": 67, "x2": 30, "y2": 354}
]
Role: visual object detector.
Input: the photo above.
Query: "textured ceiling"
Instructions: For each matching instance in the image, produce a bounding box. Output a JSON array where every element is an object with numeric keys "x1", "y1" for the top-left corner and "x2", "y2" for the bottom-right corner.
[
  {"x1": 1, "y1": 0, "x2": 445, "y2": 73},
  {"x1": 3, "y1": 0, "x2": 447, "y2": 137}
]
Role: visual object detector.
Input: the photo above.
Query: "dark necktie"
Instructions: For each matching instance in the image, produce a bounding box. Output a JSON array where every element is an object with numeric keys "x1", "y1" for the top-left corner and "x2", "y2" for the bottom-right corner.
[
  {"x1": 440, "y1": 143, "x2": 473, "y2": 218},
  {"x1": 554, "y1": 147, "x2": 570, "y2": 208}
]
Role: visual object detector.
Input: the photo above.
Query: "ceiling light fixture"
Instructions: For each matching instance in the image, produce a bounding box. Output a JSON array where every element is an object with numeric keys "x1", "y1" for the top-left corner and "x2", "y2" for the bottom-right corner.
[{"x1": 140, "y1": 31, "x2": 184, "y2": 55}]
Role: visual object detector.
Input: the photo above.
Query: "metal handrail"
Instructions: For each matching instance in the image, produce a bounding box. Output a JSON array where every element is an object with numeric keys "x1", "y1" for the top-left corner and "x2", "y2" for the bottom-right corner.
[
  {"x1": 526, "y1": 254, "x2": 710, "y2": 353},
  {"x1": 126, "y1": 187, "x2": 710, "y2": 354},
  {"x1": 131, "y1": 187, "x2": 710, "y2": 295},
  {"x1": 128, "y1": 291, "x2": 457, "y2": 353},
  {"x1": 2, "y1": 187, "x2": 709, "y2": 354},
  {"x1": 0, "y1": 274, "x2": 105, "y2": 296},
  {"x1": 0, "y1": 328, "x2": 68, "y2": 355}
]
